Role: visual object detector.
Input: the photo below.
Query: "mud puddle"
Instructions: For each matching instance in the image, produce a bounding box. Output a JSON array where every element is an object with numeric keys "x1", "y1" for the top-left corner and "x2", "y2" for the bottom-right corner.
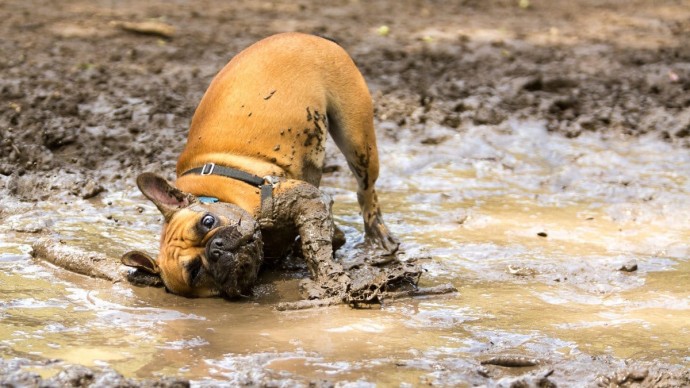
[{"x1": 1, "y1": 121, "x2": 689, "y2": 385}]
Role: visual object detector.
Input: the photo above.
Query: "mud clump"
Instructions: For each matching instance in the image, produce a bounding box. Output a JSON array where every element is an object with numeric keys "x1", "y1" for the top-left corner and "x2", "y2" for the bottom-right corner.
[
  {"x1": 595, "y1": 363, "x2": 690, "y2": 388},
  {"x1": 283, "y1": 259, "x2": 456, "y2": 311},
  {"x1": 345, "y1": 260, "x2": 422, "y2": 304},
  {"x1": 0, "y1": 358, "x2": 188, "y2": 388}
]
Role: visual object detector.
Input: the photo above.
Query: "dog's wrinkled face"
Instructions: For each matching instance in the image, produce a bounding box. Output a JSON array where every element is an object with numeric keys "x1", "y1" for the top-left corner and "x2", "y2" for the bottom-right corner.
[{"x1": 122, "y1": 173, "x2": 263, "y2": 298}]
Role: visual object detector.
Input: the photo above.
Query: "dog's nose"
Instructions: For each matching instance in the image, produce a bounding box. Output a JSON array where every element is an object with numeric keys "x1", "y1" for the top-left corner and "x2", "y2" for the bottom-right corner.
[
  {"x1": 207, "y1": 237, "x2": 225, "y2": 263},
  {"x1": 206, "y1": 225, "x2": 246, "y2": 265}
]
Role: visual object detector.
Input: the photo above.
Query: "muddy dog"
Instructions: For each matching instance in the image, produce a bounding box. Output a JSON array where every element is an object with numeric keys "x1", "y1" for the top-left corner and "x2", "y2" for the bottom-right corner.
[{"x1": 121, "y1": 33, "x2": 399, "y2": 299}]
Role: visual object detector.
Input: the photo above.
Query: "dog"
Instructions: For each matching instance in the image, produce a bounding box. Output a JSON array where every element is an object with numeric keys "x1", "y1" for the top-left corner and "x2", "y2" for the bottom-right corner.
[{"x1": 121, "y1": 32, "x2": 399, "y2": 298}]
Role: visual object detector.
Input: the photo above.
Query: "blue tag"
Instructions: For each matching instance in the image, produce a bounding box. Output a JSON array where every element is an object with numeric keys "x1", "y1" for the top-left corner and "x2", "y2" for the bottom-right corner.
[{"x1": 198, "y1": 196, "x2": 219, "y2": 204}]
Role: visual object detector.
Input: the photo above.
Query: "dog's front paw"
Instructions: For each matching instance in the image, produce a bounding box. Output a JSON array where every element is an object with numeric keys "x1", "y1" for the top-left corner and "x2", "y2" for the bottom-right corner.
[{"x1": 364, "y1": 216, "x2": 400, "y2": 256}]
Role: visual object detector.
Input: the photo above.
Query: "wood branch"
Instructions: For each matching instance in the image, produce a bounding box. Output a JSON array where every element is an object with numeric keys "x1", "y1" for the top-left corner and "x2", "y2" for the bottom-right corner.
[
  {"x1": 112, "y1": 20, "x2": 176, "y2": 38},
  {"x1": 480, "y1": 355, "x2": 541, "y2": 367},
  {"x1": 275, "y1": 297, "x2": 342, "y2": 311},
  {"x1": 276, "y1": 283, "x2": 457, "y2": 311},
  {"x1": 379, "y1": 283, "x2": 458, "y2": 301},
  {"x1": 31, "y1": 237, "x2": 126, "y2": 282}
]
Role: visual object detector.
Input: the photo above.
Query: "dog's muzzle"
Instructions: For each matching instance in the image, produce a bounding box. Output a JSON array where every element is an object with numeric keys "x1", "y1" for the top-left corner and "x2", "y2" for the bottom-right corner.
[{"x1": 204, "y1": 222, "x2": 263, "y2": 298}]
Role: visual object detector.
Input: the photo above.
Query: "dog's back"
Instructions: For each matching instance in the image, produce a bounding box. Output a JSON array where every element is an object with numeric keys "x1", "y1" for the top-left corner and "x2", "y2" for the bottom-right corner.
[{"x1": 176, "y1": 32, "x2": 373, "y2": 187}]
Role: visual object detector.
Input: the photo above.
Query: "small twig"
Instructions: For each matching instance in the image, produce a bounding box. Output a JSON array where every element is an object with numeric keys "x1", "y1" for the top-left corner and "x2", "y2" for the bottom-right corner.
[
  {"x1": 380, "y1": 283, "x2": 457, "y2": 300},
  {"x1": 276, "y1": 284, "x2": 457, "y2": 311},
  {"x1": 276, "y1": 297, "x2": 341, "y2": 311},
  {"x1": 480, "y1": 355, "x2": 541, "y2": 367},
  {"x1": 111, "y1": 20, "x2": 176, "y2": 39}
]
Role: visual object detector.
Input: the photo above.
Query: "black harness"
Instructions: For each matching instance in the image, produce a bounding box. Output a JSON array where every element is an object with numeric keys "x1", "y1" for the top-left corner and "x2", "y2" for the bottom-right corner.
[{"x1": 182, "y1": 163, "x2": 277, "y2": 212}]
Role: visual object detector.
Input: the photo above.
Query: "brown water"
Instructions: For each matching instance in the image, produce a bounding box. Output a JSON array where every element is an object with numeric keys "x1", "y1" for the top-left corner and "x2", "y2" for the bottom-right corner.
[{"x1": 1, "y1": 121, "x2": 689, "y2": 385}]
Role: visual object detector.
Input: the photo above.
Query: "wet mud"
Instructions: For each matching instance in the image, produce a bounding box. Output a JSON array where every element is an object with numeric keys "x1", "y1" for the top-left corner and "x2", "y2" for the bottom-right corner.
[
  {"x1": 0, "y1": 358, "x2": 188, "y2": 388},
  {"x1": 1, "y1": 0, "x2": 689, "y2": 200},
  {"x1": 2, "y1": 0, "x2": 690, "y2": 386}
]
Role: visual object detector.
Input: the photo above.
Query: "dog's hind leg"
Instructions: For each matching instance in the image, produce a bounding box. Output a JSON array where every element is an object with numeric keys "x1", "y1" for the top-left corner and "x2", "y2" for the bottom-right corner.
[{"x1": 326, "y1": 77, "x2": 399, "y2": 255}]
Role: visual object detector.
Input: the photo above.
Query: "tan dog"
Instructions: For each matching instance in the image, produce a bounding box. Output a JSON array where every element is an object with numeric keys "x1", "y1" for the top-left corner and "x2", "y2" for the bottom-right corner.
[{"x1": 121, "y1": 33, "x2": 398, "y2": 298}]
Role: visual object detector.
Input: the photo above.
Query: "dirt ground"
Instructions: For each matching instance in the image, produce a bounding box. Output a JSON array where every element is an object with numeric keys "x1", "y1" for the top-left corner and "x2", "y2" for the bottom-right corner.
[
  {"x1": 1, "y1": 0, "x2": 690, "y2": 386},
  {"x1": 1, "y1": 0, "x2": 689, "y2": 202}
]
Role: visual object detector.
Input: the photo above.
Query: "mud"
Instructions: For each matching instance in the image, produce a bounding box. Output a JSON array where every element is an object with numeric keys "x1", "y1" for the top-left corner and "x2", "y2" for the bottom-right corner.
[
  {"x1": 1, "y1": 0, "x2": 689, "y2": 201},
  {"x1": 2, "y1": 0, "x2": 690, "y2": 386},
  {"x1": 0, "y1": 358, "x2": 188, "y2": 388},
  {"x1": 595, "y1": 364, "x2": 690, "y2": 388}
]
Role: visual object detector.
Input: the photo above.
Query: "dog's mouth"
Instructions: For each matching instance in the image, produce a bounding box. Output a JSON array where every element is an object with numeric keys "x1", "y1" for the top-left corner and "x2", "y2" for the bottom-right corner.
[{"x1": 204, "y1": 224, "x2": 263, "y2": 298}]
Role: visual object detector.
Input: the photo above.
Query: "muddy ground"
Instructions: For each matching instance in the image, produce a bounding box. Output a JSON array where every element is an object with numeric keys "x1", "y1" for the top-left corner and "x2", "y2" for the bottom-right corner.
[
  {"x1": 1, "y1": 0, "x2": 690, "y2": 201},
  {"x1": 1, "y1": 0, "x2": 690, "y2": 386}
]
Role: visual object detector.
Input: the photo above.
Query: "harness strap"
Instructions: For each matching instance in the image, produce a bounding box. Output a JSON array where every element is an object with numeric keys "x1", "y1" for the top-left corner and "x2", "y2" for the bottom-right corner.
[
  {"x1": 182, "y1": 163, "x2": 264, "y2": 186},
  {"x1": 181, "y1": 163, "x2": 276, "y2": 216}
]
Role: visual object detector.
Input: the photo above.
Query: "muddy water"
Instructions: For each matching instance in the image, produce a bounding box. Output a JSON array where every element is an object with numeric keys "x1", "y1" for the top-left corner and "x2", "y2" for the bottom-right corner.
[{"x1": 1, "y1": 121, "x2": 689, "y2": 385}]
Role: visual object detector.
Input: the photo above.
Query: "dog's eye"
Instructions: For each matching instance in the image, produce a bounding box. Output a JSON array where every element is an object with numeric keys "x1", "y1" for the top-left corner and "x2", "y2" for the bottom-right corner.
[{"x1": 201, "y1": 214, "x2": 216, "y2": 229}]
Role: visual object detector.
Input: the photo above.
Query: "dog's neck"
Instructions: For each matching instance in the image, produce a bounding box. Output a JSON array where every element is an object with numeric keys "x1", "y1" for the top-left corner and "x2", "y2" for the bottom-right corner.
[{"x1": 175, "y1": 174, "x2": 262, "y2": 217}]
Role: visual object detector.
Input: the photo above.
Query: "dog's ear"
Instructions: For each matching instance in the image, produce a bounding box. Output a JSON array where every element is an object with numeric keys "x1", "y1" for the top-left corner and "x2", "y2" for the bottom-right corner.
[
  {"x1": 121, "y1": 250, "x2": 160, "y2": 274},
  {"x1": 136, "y1": 173, "x2": 196, "y2": 220}
]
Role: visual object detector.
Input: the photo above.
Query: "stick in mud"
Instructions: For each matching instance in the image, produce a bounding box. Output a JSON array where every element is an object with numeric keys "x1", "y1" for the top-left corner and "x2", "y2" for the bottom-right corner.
[
  {"x1": 480, "y1": 355, "x2": 542, "y2": 368},
  {"x1": 31, "y1": 237, "x2": 126, "y2": 282},
  {"x1": 110, "y1": 21, "x2": 176, "y2": 38},
  {"x1": 376, "y1": 283, "x2": 457, "y2": 300},
  {"x1": 275, "y1": 297, "x2": 342, "y2": 311},
  {"x1": 276, "y1": 283, "x2": 457, "y2": 311}
]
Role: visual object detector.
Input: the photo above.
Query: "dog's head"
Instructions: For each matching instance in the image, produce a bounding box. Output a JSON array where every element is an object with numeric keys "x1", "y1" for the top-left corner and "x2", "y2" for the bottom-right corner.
[{"x1": 122, "y1": 173, "x2": 263, "y2": 298}]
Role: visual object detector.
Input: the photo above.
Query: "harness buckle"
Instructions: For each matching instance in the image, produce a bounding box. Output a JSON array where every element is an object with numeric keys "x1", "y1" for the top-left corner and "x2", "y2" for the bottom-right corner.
[
  {"x1": 200, "y1": 163, "x2": 216, "y2": 176},
  {"x1": 263, "y1": 175, "x2": 279, "y2": 187}
]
